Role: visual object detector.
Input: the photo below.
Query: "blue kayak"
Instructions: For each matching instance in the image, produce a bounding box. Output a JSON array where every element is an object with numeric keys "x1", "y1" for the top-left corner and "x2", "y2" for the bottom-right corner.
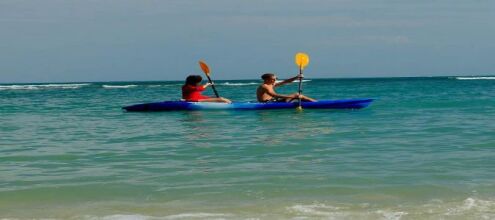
[{"x1": 123, "y1": 98, "x2": 373, "y2": 112}]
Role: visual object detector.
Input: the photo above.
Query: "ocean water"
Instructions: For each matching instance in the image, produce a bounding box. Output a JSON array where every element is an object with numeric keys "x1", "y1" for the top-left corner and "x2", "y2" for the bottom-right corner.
[{"x1": 1, "y1": 77, "x2": 494, "y2": 219}]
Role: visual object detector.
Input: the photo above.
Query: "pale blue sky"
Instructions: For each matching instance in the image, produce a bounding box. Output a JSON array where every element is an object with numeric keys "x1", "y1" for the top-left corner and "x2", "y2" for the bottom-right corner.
[{"x1": 1, "y1": 0, "x2": 494, "y2": 83}]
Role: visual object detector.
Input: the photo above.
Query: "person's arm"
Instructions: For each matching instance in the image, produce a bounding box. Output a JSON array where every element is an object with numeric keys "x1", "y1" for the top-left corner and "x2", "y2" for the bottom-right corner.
[
  {"x1": 264, "y1": 86, "x2": 296, "y2": 99},
  {"x1": 274, "y1": 74, "x2": 303, "y2": 87}
]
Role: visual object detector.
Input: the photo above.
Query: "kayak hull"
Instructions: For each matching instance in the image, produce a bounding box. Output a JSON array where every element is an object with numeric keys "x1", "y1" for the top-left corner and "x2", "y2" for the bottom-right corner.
[{"x1": 123, "y1": 99, "x2": 373, "y2": 112}]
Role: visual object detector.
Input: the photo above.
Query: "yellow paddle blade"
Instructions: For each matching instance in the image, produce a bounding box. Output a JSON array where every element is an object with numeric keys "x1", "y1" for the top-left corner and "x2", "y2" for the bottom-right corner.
[
  {"x1": 295, "y1": 52, "x2": 309, "y2": 70},
  {"x1": 198, "y1": 60, "x2": 210, "y2": 76},
  {"x1": 296, "y1": 106, "x2": 303, "y2": 111}
]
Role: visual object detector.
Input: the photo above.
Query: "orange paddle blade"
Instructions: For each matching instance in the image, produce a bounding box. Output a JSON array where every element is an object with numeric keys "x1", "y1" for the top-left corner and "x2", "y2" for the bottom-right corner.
[{"x1": 199, "y1": 60, "x2": 210, "y2": 76}]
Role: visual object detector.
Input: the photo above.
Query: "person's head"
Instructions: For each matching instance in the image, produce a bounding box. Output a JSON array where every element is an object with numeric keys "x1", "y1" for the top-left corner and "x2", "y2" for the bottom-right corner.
[
  {"x1": 261, "y1": 73, "x2": 277, "y2": 84},
  {"x1": 185, "y1": 75, "x2": 203, "y2": 86}
]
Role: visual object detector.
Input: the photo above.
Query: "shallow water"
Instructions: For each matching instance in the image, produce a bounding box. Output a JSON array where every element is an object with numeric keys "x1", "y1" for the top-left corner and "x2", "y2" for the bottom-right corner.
[{"x1": 1, "y1": 77, "x2": 495, "y2": 219}]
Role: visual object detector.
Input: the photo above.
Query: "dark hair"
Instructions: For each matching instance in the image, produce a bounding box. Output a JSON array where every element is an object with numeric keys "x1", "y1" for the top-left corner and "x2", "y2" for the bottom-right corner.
[
  {"x1": 185, "y1": 75, "x2": 203, "y2": 86},
  {"x1": 261, "y1": 73, "x2": 275, "y2": 80}
]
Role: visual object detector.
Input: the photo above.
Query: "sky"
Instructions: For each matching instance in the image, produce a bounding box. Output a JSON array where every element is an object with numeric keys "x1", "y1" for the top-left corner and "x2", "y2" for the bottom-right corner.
[{"x1": 1, "y1": 0, "x2": 495, "y2": 83}]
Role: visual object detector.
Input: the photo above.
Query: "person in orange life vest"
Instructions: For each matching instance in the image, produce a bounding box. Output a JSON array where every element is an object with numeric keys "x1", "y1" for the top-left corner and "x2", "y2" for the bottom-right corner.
[{"x1": 182, "y1": 75, "x2": 231, "y2": 103}]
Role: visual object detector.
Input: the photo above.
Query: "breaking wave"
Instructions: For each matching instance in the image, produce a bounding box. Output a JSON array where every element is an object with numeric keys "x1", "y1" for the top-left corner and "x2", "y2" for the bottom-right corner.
[
  {"x1": 287, "y1": 198, "x2": 495, "y2": 219},
  {"x1": 4, "y1": 198, "x2": 493, "y2": 220}
]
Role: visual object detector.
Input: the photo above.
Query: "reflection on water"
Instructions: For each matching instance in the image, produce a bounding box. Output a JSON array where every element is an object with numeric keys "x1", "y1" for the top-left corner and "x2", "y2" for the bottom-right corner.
[
  {"x1": 180, "y1": 111, "x2": 204, "y2": 123},
  {"x1": 172, "y1": 109, "x2": 336, "y2": 148},
  {"x1": 178, "y1": 111, "x2": 212, "y2": 145},
  {"x1": 250, "y1": 110, "x2": 334, "y2": 145}
]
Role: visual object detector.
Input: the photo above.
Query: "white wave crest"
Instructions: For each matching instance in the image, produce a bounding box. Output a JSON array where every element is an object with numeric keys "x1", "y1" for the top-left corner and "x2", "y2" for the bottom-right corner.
[
  {"x1": 275, "y1": 79, "x2": 311, "y2": 83},
  {"x1": 221, "y1": 82, "x2": 258, "y2": 86},
  {"x1": 287, "y1": 198, "x2": 495, "y2": 219},
  {"x1": 220, "y1": 79, "x2": 312, "y2": 86},
  {"x1": 97, "y1": 214, "x2": 149, "y2": 220},
  {"x1": 78, "y1": 213, "x2": 231, "y2": 220},
  {"x1": 289, "y1": 203, "x2": 341, "y2": 216},
  {"x1": 0, "y1": 83, "x2": 90, "y2": 90},
  {"x1": 288, "y1": 203, "x2": 408, "y2": 219},
  {"x1": 163, "y1": 213, "x2": 232, "y2": 219},
  {"x1": 102, "y1": 85, "x2": 138, "y2": 89},
  {"x1": 445, "y1": 197, "x2": 495, "y2": 216},
  {"x1": 456, "y1": 76, "x2": 495, "y2": 80},
  {"x1": 147, "y1": 84, "x2": 182, "y2": 87}
]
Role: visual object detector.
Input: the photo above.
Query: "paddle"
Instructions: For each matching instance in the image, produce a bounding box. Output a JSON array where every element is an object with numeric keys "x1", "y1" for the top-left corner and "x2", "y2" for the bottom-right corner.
[
  {"x1": 295, "y1": 52, "x2": 309, "y2": 111},
  {"x1": 198, "y1": 60, "x2": 220, "y2": 98}
]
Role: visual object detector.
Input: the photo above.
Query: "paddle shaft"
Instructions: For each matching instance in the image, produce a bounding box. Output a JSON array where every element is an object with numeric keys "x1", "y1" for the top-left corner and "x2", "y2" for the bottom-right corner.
[
  {"x1": 297, "y1": 66, "x2": 303, "y2": 105},
  {"x1": 205, "y1": 75, "x2": 220, "y2": 98}
]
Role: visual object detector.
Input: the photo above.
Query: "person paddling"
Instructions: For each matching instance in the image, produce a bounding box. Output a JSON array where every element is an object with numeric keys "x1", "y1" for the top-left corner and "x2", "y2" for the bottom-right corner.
[
  {"x1": 182, "y1": 75, "x2": 231, "y2": 103},
  {"x1": 256, "y1": 73, "x2": 316, "y2": 103}
]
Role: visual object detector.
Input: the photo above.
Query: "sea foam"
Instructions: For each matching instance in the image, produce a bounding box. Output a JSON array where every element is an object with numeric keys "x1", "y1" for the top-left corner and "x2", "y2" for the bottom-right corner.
[
  {"x1": 287, "y1": 198, "x2": 495, "y2": 219},
  {"x1": 78, "y1": 213, "x2": 231, "y2": 220},
  {"x1": 3, "y1": 198, "x2": 495, "y2": 220}
]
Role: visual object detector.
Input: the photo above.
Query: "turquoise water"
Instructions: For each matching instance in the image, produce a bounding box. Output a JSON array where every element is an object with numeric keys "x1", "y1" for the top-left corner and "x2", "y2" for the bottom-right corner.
[{"x1": 1, "y1": 77, "x2": 495, "y2": 219}]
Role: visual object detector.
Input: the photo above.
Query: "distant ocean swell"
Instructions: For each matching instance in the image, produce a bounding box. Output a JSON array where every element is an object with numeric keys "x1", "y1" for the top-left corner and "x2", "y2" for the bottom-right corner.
[
  {"x1": 0, "y1": 81, "x2": 314, "y2": 91},
  {"x1": 2, "y1": 77, "x2": 494, "y2": 91},
  {"x1": 102, "y1": 85, "x2": 138, "y2": 89},
  {"x1": 220, "y1": 82, "x2": 258, "y2": 86},
  {"x1": 0, "y1": 83, "x2": 90, "y2": 90},
  {"x1": 100, "y1": 83, "x2": 263, "y2": 88},
  {"x1": 4, "y1": 76, "x2": 495, "y2": 91},
  {"x1": 455, "y1": 76, "x2": 495, "y2": 80},
  {"x1": 0, "y1": 84, "x2": 173, "y2": 90},
  {"x1": 221, "y1": 80, "x2": 311, "y2": 86}
]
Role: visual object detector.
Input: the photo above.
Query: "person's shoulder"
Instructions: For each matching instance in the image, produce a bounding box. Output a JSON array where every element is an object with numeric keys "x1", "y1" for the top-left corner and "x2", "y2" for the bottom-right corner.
[{"x1": 260, "y1": 83, "x2": 272, "y2": 88}]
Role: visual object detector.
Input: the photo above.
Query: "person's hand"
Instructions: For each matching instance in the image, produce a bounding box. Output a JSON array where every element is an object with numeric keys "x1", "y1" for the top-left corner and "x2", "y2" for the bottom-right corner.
[{"x1": 205, "y1": 82, "x2": 212, "y2": 86}]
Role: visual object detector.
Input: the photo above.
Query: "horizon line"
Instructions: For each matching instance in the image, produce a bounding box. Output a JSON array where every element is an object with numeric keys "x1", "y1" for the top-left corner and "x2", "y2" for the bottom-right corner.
[{"x1": 1, "y1": 74, "x2": 494, "y2": 85}]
